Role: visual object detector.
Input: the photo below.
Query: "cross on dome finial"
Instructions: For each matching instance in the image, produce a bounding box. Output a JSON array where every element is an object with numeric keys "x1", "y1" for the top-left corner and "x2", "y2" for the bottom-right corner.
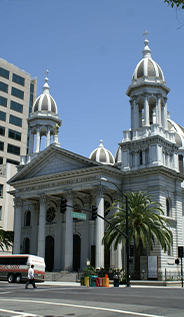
[
  {"x1": 143, "y1": 30, "x2": 149, "y2": 40},
  {"x1": 42, "y1": 69, "x2": 50, "y2": 93},
  {"x1": 45, "y1": 69, "x2": 49, "y2": 83},
  {"x1": 142, "y1": 30, "x2": 151, "y2": 58}
]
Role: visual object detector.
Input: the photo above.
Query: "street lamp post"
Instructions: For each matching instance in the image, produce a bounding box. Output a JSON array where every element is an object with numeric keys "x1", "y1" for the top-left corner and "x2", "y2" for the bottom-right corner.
[{"x1": 101, "y1": 177, "x2": 130, "y2": 287}]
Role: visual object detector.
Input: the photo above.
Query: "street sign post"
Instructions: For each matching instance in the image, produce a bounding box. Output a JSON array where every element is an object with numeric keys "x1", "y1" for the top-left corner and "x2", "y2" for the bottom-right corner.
[{"x1": 71, "y1": 211, "x2": 86, "y2": 220}]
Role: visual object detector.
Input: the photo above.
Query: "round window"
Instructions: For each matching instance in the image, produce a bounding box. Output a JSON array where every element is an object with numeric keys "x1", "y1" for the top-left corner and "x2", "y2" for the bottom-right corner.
[{"x1": 46, "y1": 207, "x2": 56, "y2": 222}]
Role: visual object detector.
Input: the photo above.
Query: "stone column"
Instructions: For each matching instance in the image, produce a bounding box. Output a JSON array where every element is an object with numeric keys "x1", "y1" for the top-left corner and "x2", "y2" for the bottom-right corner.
[
  {"x1": 81, "y1": 195, "x2": 91, "y2": 268},
  {"x1": 64, "y1": 191, "x2": 74, "y2": 270},
  {"x1": 37, "y1": 194, "x2": 47, "y2": 258},
  {"x1": 35, "y1": 128, "x2": 40, "y2": 153},
  {"x1": 95, "y1": 185, "x2": 105, "y2": 268},
  {"x1": 28, "y1": 129, "x2": 34, "y2": 154},
  {"x1": 46, "y1": 128, "x2": 51, "y2": 147},
  {"x1": 13, "y1": 198, "x2": 23, "y2": 254},
  {"x1": 130, "y1": 99, "x2": 133, "y2": 130},
  {"x1": 32, "y1": 203, "x2": 39, "y2": 255},
  {"x1": 133, "y1": 98, "x2": 138, "y2": 129},
  {"x1": 157, "y1": 95, "x2": 162, "y2": 126},
  {"x1": 163, "y1": 97, "x2": 168, "y2": 130},
  {"x1": 144, "y1": 94, "x2": 149, "y2": 126}
]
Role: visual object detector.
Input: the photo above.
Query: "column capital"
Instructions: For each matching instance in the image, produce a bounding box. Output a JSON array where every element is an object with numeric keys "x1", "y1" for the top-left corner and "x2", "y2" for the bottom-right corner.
[
  {"x1": 94, "y1": 185, "x2": 106, "y2": 196},
  {"x1": 83, "y1": 194, "x2": 92, "y2": 205},
  {"x1": 65, "y1": 190, "x2": 74, "y2": 201},
  {"x1": 142, "y1": 92, "x2": 149, "y2": 99},
  {"x1": 14, "y1": 197, "x2": 23, "y2": 207},
  {"x1": 39, "y1": 194, "x2": 47, "y2": 203},
  {"x1": 33, "y1": 202, "x2": 40, "y2": 210}
]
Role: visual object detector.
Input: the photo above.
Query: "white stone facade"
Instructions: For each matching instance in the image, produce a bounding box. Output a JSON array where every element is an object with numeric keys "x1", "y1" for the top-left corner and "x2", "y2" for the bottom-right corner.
[{"x1": 8, "y1": 35, "x2": 184, "y2": 279}]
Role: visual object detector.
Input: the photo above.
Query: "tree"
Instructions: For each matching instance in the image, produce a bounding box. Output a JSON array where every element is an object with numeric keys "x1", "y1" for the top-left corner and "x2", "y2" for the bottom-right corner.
[
  {"x1": 0, "y1": 226, "x2": 14, "y2": 251},
  {"x1": 103, "y1": 191, "x2": 173, "y2": 279},
  {"x1": 164, "y1": 0, "x2": 184, "y2": 9}
]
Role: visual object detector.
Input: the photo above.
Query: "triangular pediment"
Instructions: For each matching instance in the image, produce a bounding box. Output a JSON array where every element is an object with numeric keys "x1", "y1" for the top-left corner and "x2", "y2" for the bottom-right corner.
[
  {"x1": 29, "y1": 152, "x2": 95, "y2": 178},
  {"x1": 9, "y1": 145, "x2": 101, "y2": 183}
]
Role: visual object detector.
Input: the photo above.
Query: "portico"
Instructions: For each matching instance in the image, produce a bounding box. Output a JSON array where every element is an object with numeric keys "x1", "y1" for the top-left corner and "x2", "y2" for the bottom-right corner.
[{"x1": 10, "y1": 144, "x2": 123, "y2": 271}]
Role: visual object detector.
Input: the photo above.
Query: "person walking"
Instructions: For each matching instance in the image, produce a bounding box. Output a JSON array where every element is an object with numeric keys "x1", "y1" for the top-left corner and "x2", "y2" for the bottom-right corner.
[{"x1": 25, "y1": 264, "x2": 37, "y2": 289}]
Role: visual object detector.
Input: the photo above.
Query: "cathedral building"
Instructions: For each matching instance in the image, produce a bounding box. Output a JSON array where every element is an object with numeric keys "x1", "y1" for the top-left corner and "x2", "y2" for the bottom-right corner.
[{"x1": 8, "y1": 34, "x2": 184, "y2": 277}]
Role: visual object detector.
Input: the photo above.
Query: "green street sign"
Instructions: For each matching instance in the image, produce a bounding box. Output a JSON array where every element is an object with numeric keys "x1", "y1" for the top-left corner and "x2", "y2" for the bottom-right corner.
[{"x1": 71, "y1": 211, "x2": 86, "y2": 220}]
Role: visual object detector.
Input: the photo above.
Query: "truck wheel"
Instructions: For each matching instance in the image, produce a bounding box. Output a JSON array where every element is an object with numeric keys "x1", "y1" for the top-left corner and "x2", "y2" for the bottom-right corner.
[
  {"x1": 8, "y1": 274, "x2": 14, "y2": 283},
  {"x1": 15, "y1": 275, "x2": 21, "y2": 283}
]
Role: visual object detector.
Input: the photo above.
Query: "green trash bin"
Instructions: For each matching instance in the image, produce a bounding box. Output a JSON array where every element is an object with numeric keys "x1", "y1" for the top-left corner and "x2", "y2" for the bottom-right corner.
[{"x1": 89, "y1": 275, "x2": 92, "y2": 286}]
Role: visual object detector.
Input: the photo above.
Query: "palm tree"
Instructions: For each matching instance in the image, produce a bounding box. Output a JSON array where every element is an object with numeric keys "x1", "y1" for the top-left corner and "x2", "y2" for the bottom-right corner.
[
  {"x1": 103, "y1": 191, "x2": 173, "y2": 279},
  {"x1": 0, "y1": 226, "x2": 14, "y2": 251}
]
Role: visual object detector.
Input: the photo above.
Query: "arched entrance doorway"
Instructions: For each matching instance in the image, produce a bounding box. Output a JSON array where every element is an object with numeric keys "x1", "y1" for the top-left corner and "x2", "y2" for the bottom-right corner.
[
  {"x1": 73, "y1": 234, "x2": 81, "y2": 272},
  {"x1": 45, "y1": 235, "x2": 54, "y2": 272}
]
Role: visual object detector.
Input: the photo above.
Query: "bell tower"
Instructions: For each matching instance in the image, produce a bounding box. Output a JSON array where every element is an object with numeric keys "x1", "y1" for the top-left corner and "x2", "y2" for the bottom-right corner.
[{"x1": 116, "y1": 32, "x2": 178, "y2": 172}]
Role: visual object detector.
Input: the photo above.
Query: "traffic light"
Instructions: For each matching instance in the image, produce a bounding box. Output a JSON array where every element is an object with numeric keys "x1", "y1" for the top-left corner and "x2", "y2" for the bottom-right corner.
[
  {"x1": 178, "y1": 246, "x2": 184, "y2": 258},
  {"x1": 60, "y1": 197, "x2": 67, "y2": 214},
  {"x1": 175, "y1": 258, "x2": 179, "y2": 265},
  {"x1": 92, "y1": 206, "x2": 97, "y2": 220}
]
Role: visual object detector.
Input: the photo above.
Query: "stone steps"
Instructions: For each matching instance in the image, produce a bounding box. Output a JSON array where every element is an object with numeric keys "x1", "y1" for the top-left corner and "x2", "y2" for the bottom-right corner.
[{"x1": 45, "y1": 271, "x2": 78, "y2": 282}]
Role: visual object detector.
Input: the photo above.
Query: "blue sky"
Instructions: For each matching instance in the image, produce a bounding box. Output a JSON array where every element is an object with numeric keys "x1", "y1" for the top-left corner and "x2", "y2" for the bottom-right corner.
[{"x1": 1, "y1": 0, "x2": 184, "y2": 158}]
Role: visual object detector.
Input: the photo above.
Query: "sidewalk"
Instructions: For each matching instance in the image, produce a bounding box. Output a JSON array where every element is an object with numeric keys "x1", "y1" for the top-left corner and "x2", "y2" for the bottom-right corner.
[{"x1": 43, "y1": 280, "x2": 182, "y2": 288}]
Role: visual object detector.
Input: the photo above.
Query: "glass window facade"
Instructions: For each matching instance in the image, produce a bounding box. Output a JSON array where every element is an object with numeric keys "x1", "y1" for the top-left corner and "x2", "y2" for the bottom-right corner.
[
  {"x1": 0, "y1": 111, "x2": 6, "y2": 122},
  {"x1": 8, "y1": 129, "x2": 21, "y2": 141},
  {"x1": 6, "y1": 158, "x2": 19, "y2": 165},
  {"x1": 11, "y1": 87, "x2": 24, "y2": 100},
  {"x1": 9, "y1": 114, "x2": 22, "y2": 127},
  {"x1": 10, "y1": 100, "x2": 23, "y2": 113},
  {"x1": 0, "y1": 96, "x2": 7, "y2": 107},
  {"x1": 0, "y1": 82, "x2": 8, "y2": 93},
  {"x1": 7, "y1": 143, "x2": 20, "y2": 156},
  {"x1": 0, "y1": 157, "x2": 3, "y2": 164},
  {"x1": 0, "y1": 67, "x2": 9, "y2": 79},
  {"x1": 12, "y1": 73, "x2": 25, "y2": 86},
  {"x1": 0, "y1": 126, "x2": 5, "y2": 136},
  {"x1": 0, "y1": 206, "x2": 2, "y2": 220},
  {"x1": 0, "y1": 141, "x2": 4, "y2": 151}
]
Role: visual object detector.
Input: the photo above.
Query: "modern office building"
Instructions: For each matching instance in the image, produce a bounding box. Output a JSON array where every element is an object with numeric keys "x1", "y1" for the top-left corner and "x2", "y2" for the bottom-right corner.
[
  {"x1": 8, "y1": 35, "x2": 184, "y2": 278},
  {"x1": 0, "y1": 58, "x2": 37, "y2": 237}
]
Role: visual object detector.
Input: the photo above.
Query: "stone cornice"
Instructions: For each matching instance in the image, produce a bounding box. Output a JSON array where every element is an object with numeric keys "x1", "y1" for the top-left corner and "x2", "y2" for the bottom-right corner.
[{"x1": 122, "y1": 165, "x2": 184, "y2": 182}]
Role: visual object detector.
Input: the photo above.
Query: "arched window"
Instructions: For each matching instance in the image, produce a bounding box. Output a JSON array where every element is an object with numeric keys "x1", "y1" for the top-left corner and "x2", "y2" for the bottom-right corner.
[
  {"x1": 24, "y1": 238, "x2": 30, "y2": 254},
  {"x1": 25, "y1": 210, "x2": 31, "y2": 227},
  {"x1": 166, "y1": 198, "x2": 170, "y2": 217}
]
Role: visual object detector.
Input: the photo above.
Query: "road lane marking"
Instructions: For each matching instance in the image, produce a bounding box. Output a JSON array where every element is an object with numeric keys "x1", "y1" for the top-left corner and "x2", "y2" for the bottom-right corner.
[
  {"x1": 0, "y1": 308, "x2": 40, "y2": 316},
  {"x1": 0, "y1": 298, "x2": 166, "y2": 317}
]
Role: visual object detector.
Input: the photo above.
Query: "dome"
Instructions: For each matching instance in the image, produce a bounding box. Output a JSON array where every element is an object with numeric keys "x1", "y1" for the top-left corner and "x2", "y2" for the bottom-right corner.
[
  {"x1": 89, "y1": 140, "x2": 115, "y2": 165},
  {"x1": 132, "y1": 31, "x2": 165, "y2": 84},
  {"x1": 115, "y1": 146, "x2": 121, "y2": 164},
  {"x1": 32, "y1": 70, "x2": 58, "y2": 114},
  {"x1": 167, "y1": 117, "x2": 184, "y2": 148}
]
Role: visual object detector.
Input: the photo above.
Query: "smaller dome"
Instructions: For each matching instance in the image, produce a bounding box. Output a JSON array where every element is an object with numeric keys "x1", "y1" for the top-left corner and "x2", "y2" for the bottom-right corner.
[
  {"x1": 115, "y1": 146, "x2": 121, "y2": 163},
  {"x1": 89, "y1": 140, "x2": 115, "y2": 165},
  {"x1": 32, "y1": 70, "x2": 58, "y2": 114},
  {"x1": 132, "y1": 31, "x2": 165, "y2": 84}
]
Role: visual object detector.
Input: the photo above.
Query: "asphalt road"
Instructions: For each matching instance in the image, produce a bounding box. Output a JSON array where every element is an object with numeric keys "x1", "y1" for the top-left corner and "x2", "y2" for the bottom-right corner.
[{"x1": 0, "y1": 281, "x2": 184, "y2": 317}]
